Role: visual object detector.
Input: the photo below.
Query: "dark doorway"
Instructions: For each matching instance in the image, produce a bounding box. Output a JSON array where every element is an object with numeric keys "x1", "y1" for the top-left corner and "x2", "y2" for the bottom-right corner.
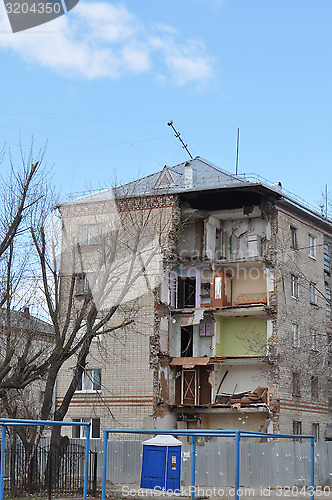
[
  {"x1": 181, "y1": 326, "x2": 193, "y2": 357},
  {"x1": 178, "y1": 277, "x2": 196, "y2": 308}
]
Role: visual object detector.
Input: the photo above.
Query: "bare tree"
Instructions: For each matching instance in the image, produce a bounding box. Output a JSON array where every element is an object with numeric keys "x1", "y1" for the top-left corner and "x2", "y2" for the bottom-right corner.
[{"x1": 18, "y1": 181, "x2": 175, "y2": 472}]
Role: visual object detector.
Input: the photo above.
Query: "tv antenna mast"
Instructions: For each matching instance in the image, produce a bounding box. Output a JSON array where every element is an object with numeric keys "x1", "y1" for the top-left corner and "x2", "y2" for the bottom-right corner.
[
  {"x1": 167, "y1": 121, "x2": 193, "y2": 159},
  {"x1": 235, "y1": 127, "x2": 240, "y2": 175}
]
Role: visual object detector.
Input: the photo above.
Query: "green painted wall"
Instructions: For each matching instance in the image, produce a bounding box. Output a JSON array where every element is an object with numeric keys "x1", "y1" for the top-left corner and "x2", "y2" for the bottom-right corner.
[{"x1": 215, "y1": 317, "x2": 266, "y2": 356}]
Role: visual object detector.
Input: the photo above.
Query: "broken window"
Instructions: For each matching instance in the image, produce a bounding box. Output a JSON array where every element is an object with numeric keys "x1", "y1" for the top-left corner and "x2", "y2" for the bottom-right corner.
[
  {"x1": 178, "y1": 277, "x2": 196, "y2": 308},
  {"x1": 181, "y1": 326, "x2": 193, "y2": 357},
  {"x1": 76, "y1": 368, "x2": 101, "y2": 392},
  {"x1": 311, "y1": 376, "x2": 318, "y2": 399},
  {"x1": 290, "y1": 226, "x2": 298, "y2": 249},
  {"x1": 170, "y1": 269, "x2": 201, "y2": 309},
  {"x1": 291, "y1": 275, "x2": 299, "y2": 299},
  {"x1": 213, "y1": 272, "x2": 232, "y2": 308},
  {"x1": 292, "y1": 372, "x2": 301, "y2": 397}
]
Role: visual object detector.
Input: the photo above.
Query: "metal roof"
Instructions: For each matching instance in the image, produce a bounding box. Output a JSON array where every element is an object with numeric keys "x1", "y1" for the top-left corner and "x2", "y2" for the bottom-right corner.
[
  {"x1": 60, "y1": 157, "x2": 332, "y2": 225},
  {"x1": 61, "y1": 157, "x2": 260, "y2": 206}
]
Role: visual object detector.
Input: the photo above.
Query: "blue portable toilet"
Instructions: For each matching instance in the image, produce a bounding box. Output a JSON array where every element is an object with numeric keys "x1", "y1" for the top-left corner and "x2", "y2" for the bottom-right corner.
[{"x1": 140, "y1": 435, "x2": 182, "y2": 491}]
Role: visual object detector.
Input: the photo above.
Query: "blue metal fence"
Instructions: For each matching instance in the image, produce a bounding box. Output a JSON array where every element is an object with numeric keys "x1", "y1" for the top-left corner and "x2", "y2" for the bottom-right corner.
[{"x1": 101, "y1": 428, "x2": 315, "y2": 500}]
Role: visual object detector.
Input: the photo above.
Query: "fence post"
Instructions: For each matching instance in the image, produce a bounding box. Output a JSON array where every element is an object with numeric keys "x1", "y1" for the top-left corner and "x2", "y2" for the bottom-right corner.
[
  {"x1": 101, "y1": 431, "x2": 109, "y2": 500},
  {"x1": 235, "y1": 431, "x2": 240, "y2": 500},
  {"x1": 0, "y1": 425, "x2": 6, "y2": 500},
  {"x1": 83, "y1": 424, "x2": 91, "y2": 500},
  {"x1": 48, "y1": 449, "x2": 52, "y2": 500},
  {"x1": 191, "y1": 435, "x2": 196, "y2": 500},
  {"x1": 92, "y1": 452, "x2": 97, "y2": 496},
  {"x1": 310, "y1": 437, "x2": 315, "y2": 500}
]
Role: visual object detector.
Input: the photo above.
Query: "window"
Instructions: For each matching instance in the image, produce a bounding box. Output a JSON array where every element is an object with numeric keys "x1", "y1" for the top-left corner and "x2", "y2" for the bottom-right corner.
[
  {"x1": 292, "y1": 372, "x2": 301, "y2": 397},
  {"x1": 290, "y1": 226, "x2": 298, "y2": 249},
  {"x1": 311, "y1": 376, "x2": 318, "y2": 399},
  {"x1": 310, "y1": 283, "x2": 317, "y2": 305},
  {"x1": 181, "y1": 326, "x2": 193, "y2": 357},
  {"x1": 324, "y1": 243, "x2": 331, "y2": 275},
  {"x1": 77, "y1": 369, "x2": 101, "y2": 392},
  {"x1": 308, "y1": 235, "x2": 316, "y2": 259},
  {"x1": 326, "y1": 289, "x2": 331, "y2": 320},
  {"x1": 76, "y1": 274, "x2": 88, "y2": 295},
  {"x1": 78, "y1": 223, "x2": 104, "y2": 246},
  {"x1": 293, "y1": 420, "x2": 302, "y2": 442},
  {"x1": 311, "y1": 329, "x2": 318, "y2": 351},
  {"x1": 291, "y1": 275, "x2": 299, "y2": 299},
  {"x1": 72, "y1": 418, "x2": 100, "y2": 438},
  {"x1": 312, "y1": 423, "x2": 319, "y2": 442},
  {"x1": 292, "y1": 324, "x2": 300, "y2": 348}
]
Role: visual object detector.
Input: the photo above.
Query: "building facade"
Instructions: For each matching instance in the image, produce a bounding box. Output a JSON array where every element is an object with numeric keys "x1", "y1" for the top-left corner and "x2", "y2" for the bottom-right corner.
[{"x1": 56, "y1": 157, "x2": 332, "y2": 440}]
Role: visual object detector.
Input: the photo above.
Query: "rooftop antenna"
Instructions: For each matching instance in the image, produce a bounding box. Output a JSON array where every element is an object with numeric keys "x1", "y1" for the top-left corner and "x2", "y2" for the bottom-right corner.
[
  {"x1": 167, "y1": 121, "x2": 193, "y2": 159},
  {"x1": 235, "y1": 127, "x2": 240, "y2": 175}
]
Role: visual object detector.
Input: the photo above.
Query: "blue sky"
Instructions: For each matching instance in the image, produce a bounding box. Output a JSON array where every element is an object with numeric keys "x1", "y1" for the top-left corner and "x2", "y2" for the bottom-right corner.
[{"x1": 0, "y1": 0, "x2": 331, "y2": 213}]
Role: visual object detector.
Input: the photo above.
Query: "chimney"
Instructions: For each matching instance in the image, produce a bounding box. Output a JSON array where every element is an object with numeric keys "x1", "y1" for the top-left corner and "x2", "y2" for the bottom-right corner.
[
  {"x1": 184, "y1": 162, "x2": 196, "y2": 189},
  {"x1": 23, "y1": 306, "x2": 30, "y2": 318}
]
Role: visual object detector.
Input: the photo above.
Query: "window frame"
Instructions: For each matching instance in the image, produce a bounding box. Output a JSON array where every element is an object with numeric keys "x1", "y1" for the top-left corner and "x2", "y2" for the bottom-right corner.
[
  {"x1": 312, "y1": 422, "x2": 319, "y2": 442},
  {"x1": 78, "y1": 223, "x2": 105, "y2": 247},
  {"x1": 324, "y1": 243, "x2": 331, "y2": 275},
  {"x1": 310, "y1": 282, "x2": 317, "y2": 305},
  {"x1": 291, "y1": 275, "x2": 299, "y2": 299},
  {"x1": 292, "y1": 324, "x2": 300, "y2": 348},
  {"x1": 290, "y1": 226, "x2": 298, "y2": 250},
  {"x1": 75, "y1": 274, "x2": 89, "y2": 296},
  {"x1": 308, "y1": 235, "x2": 316, "y2": 259},
  {"x1": 310, "y1": 329, "x2": 318, "y2": 351},
  {"x1": 76, "y1": 368, "x2": 102, "y2": 393},
  {"x1": 293, "y1": 420, "x2": 302, "y2": 442}
]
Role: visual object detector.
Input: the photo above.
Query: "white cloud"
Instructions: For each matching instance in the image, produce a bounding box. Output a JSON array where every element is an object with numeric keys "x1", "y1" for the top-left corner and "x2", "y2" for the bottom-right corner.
[{"x1": 0, "y1": 1, "x2": 216, "y2": 86}]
